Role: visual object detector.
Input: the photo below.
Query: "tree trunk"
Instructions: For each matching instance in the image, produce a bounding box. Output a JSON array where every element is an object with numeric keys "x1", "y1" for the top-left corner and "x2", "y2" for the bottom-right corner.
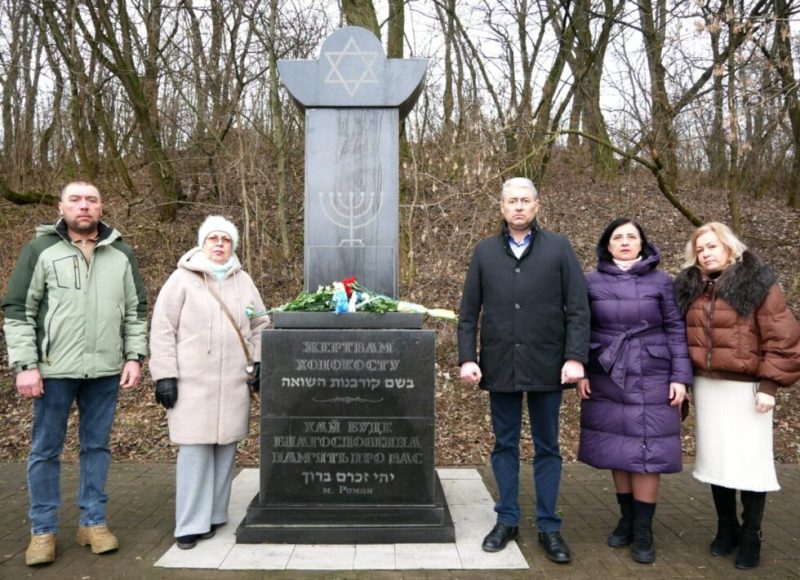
[
  {"x1": 0, "y1": 177, "x2": 58, "y2": 205},
  {"x1": 638, "y1": 0, "x2": 679, "y2": 192},
  {"x1": 341, "y1": 0, "x2": 379, "y2": 36},
  {"x1": 269, "y1": 0, "x2": 291, "y2": 259},
  {"x1": 435, "y1": 0, "x2": 455, "y2": 139},
  {"x1": 707, "y1": 17, "x2": 727, "y2": 183},
  {"x1": 726, "y1": 40, "x2": 741, "y2": 234},
  {"x1": 0, "y1": 2, "x2": 23, "y2": 173},
  {"x1": 774, "y1": 0, "x2": 800, "y2": 207}
]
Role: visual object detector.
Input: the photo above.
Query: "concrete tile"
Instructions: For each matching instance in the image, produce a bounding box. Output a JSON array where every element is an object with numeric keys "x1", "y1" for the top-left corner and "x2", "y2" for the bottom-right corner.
[
  {"x1": 394, "y1": 542, "x2": 461, "y2": 569},
  {"x1": 353, "y1": 544, "x2": 396, "y2": 569},
  {"x1": 287, "y1": 544, "x2": 355, "y2": 569},
  {"x1": 440, "y1": 479, "x2": 495, "y2": 506},
  {"x1": 198, "y1": 527, "x2": 237, "y2": 548},
  {"x1": 219, "y1": 543, "x2": 295, "y2": 569},
  {"x1": 449, "y1": 504, "x2": 496, "y2": 542},
  {"x1": 436, "y1": 468, "x2": 482, "y2": 480},
  {"x1": 456, "y1": 540, "x2": 529, "y2": 569},
  {"x1": 155, "y1": 540, "x2": 233, "y2": 568}
]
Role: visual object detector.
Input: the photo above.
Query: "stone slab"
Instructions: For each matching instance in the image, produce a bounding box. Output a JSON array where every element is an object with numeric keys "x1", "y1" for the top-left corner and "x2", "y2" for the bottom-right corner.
[
  {"x1": 154, "y1": 468, "x2": 528, "y2": 570},
  {"x1": 303, "y1": 108, "x2": 399, "y2": 296}
]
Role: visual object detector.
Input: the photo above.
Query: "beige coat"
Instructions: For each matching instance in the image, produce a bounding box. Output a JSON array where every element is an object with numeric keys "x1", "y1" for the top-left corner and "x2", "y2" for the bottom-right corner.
[{"x1": 149, "y1": 248, "x2": 269, "y2": 444}]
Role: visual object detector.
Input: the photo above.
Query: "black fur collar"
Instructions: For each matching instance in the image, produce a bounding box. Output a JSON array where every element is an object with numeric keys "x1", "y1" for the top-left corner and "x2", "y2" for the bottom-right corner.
[{"x1": 674, "y1": 250, "x2": 776, "y2": 316}]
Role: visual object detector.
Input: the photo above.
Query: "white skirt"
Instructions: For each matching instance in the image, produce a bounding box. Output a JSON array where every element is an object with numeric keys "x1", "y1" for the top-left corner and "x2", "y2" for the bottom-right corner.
[{"x1": 693, "y1": 375, "x2": 779, "y2": 492}]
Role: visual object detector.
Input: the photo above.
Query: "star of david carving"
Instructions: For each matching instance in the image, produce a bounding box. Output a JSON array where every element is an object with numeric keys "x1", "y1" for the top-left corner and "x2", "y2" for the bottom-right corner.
[{"x1": 324, "y1": 37, "x2": 379, "y2": 97}]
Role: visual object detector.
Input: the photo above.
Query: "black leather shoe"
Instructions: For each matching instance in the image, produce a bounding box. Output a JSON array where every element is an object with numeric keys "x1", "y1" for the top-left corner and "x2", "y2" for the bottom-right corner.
[
  {"x1": 482, "y1": 523, "x2": 519, "y2": 553},
  {"x1": 176, "y1": 534, "x2": 198, "y2": 550},
  {"x1": 176, "y1": 527, "x2": 216, "y2": 549},
  {"x1": 538, "y1": 531, "x2": 572, "y2": 563}
]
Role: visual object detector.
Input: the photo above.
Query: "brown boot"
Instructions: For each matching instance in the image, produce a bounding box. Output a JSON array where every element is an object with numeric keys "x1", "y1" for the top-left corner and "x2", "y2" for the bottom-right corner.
[
  {"x1": 76, "y1": 524, "x2": 119, "y2": 554},
  {"x1": 26, "y1": 533, "x2": 56, "y2": 566}
]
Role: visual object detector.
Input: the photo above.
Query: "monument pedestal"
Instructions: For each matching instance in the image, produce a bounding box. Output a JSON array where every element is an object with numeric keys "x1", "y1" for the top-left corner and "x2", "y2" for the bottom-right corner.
[
  {"x1": 236, "y1": 473, "x2": 453, "y2": 544},
  {"x1": 236, "y1": 312, "x2": 454, "y2": 544}
]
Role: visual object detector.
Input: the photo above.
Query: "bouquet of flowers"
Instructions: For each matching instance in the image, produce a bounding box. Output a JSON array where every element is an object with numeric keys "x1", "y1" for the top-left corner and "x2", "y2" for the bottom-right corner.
[{"x1": 254, "y1": 276, "x2": 457, "y2": 322}]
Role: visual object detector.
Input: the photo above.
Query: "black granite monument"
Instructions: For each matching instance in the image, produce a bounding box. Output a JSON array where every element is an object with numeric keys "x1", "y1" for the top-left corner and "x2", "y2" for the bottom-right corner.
[{"x1": 236, "y1": 27, "x2": 453, "y2": 544}]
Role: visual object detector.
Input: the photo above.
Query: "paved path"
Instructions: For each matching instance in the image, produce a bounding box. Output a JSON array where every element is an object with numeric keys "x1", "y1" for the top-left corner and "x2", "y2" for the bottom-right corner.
[{"x1": 1, "y1": 462, "x2": 798, "y2": 578}]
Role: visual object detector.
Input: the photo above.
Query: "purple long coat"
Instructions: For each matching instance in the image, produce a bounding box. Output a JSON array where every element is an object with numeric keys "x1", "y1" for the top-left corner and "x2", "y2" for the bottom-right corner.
[{"x1": 577, "y1": 245, "x2": 693, "y2": 473}]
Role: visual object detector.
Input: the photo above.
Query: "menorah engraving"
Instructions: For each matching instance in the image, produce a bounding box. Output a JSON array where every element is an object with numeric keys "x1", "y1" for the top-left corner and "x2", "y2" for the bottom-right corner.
[{"x1": 318, "y1": 190, "x2": 384, "y2": 247}]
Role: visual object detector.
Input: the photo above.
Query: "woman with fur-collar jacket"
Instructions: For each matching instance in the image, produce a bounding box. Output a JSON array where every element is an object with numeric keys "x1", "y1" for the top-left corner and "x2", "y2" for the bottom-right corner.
[{"x1": 674, "y1": 222, "x2": 800, "y2": 571}]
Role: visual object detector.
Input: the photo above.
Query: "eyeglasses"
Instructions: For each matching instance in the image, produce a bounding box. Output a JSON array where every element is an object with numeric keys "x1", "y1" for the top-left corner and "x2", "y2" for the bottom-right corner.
[{"x1": 206, "y1": 234, "x2": 232, "y2": 246}]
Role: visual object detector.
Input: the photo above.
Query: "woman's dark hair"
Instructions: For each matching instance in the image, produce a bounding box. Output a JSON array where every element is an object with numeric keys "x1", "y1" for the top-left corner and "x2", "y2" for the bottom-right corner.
[{"x1": 597, "y1": 218, "x2": 651, "y2": 262}]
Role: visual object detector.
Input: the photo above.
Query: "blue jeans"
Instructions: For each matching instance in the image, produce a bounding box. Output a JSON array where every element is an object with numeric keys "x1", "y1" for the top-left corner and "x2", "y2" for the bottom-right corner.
[
  {"x1": 28, "y1": 375, "x2": 120, "y2": 534},
  {"x1": 489, "y1": 390, "x2": 563, "y2": 531}
]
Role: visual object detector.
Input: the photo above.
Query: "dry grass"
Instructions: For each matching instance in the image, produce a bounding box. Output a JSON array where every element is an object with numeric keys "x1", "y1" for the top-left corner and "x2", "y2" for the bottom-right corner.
[{"x1": 0, "y1": 151, "x2": 798, "y2": 466}]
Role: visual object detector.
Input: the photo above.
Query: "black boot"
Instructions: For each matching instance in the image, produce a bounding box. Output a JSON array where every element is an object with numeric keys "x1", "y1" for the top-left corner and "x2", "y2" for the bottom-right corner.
[
  {"x1": 631, "y1": 500, "x2": 656, "y2": 563},
  {"x1": 735, "y1": 491, "x2": 766, "y2": 570},
  {"x1": 608, "y1": 493, "x2": 634, "y2": 547},
  {"x1": 710, "y1": 484, "x2": 740, "y2": 556}
]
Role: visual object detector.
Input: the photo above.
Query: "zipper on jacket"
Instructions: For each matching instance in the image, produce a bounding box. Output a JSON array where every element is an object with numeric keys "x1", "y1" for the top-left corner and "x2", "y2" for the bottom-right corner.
[{"x1": 72, "y1": 256, "x2": 81, "y2": 289}]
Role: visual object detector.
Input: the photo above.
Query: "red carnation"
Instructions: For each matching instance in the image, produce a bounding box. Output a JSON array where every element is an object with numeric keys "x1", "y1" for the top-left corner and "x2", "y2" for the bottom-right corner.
[{"x1": 342, "y1": 276, "x2": 358, "y2": 297}]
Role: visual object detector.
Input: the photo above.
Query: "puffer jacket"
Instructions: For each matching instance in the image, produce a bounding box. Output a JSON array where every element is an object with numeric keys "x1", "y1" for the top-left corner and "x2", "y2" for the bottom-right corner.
[
  {"x1": 149, "y1": 248, "x2": 269, "y2": 445},
  {"x1": 674, "y1": 250, "x2": 800, "y2": 395},
  {"x1": 578, "y1": 245, "x2": 693, "y2": 474},
  {"x1": 2, "y1": 220, "x2": 148, "y2": 378}
]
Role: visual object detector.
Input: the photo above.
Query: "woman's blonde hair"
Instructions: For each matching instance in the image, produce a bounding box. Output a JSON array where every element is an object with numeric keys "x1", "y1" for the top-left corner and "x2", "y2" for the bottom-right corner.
[{"x1": 683, "y1": 222, "x2": 747, "y2": 269}]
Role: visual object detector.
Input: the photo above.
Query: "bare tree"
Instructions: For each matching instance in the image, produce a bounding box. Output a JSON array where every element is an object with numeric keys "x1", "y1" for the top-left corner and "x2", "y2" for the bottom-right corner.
[
  {"x1": 773, "y1": 0, "x2": 800, "y2": 207},
  {"x1": 72, "y1": 0, "x2": 184, "y2": 221},
  {"x1": 267, "y1": 0, "x2": 291, "y2": 258},
  {"x1": 561, "y1": 0, "x2": 623, "y2": 171}
]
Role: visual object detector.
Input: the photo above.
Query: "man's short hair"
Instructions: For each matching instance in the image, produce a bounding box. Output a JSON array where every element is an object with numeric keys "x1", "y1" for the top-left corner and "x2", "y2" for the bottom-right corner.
[
  {"x1": 501, "y1": 177, "x2": 538, "y2": 200},
  {"x1": 61, "y1": 181, "x2": 100, "y2": 201}
]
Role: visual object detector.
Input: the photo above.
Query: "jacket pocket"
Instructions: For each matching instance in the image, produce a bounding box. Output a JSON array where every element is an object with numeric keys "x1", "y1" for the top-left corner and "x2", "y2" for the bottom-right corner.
[
  {"x1": 52, "y1": 255, "x2": 81, "y2": 290},
  {"x1": 644, "y1": 344, "x2": 672, "y2": 373},
  {"x1": 644, "y1": 344, "x2": 671, "y2": 359},
  {"x1": 41, "y1": 299, "x2": 62, "y2": 363}
]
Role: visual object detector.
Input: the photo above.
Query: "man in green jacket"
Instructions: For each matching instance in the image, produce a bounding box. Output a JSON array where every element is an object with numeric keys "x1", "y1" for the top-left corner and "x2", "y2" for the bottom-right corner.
[{"x1": 2, "y1": 182, "x2": 148, "y2": 566}]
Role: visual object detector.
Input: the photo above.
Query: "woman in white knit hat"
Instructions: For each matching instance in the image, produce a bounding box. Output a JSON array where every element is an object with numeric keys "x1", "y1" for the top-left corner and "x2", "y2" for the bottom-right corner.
[{"x1": 149, "y1": 216, "x2": 269, "y2": 549}]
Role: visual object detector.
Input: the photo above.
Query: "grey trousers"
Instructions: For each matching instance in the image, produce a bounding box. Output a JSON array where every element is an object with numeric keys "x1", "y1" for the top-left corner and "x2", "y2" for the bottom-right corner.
[{"x1": 175, "y1": 443, "x2": 237, "y2": 537}]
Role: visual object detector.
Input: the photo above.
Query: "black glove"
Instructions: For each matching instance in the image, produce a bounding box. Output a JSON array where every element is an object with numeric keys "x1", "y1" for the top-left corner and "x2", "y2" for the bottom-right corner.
[
  {"x1": 155, "y1": 378, "x2": 178, "y2": 409},
  {"x1": 247, "y1": 363, "x2": 261, "y2": 393}
]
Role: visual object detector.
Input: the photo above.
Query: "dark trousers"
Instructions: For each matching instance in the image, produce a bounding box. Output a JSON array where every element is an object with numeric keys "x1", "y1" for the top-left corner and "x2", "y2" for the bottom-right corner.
[{"x1": 489, "y1": 390, "x2": 563, "y2": 531}]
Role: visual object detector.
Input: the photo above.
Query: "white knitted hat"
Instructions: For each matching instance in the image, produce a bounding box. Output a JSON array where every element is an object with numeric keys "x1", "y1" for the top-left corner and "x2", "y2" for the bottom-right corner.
[{"x1": 197, "y1": 215, "x2": 239, "y2": 251}]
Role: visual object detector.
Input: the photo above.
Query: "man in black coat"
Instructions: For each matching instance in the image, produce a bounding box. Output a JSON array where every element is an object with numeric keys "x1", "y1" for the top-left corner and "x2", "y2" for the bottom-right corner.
[{"x1": 458, "y1": 177, "x2": 589, "y2": 562}]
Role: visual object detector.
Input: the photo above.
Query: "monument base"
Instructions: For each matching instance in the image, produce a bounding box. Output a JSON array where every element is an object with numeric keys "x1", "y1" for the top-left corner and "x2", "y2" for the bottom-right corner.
[{"x1": 235, "y1": 471, "x2": 454, "y2": 544}]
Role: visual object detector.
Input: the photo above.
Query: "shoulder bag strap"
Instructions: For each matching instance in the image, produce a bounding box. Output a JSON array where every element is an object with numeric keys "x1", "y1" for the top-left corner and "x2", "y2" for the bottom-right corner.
[{"x1": 206, "y1": 281, "x2": 255, "y2": 372}]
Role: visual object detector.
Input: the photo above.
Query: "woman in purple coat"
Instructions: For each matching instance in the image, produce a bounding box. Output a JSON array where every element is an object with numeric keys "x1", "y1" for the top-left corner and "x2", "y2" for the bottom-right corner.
[{"x1": 577, "y1": 218, "x2": 692, "y2": 564}]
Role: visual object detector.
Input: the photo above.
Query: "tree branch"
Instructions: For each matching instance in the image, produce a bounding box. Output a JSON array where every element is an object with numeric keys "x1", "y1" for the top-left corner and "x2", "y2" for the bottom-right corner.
[{"x1": 560, "y1": 129, "x2": 702, "y2": 226}]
